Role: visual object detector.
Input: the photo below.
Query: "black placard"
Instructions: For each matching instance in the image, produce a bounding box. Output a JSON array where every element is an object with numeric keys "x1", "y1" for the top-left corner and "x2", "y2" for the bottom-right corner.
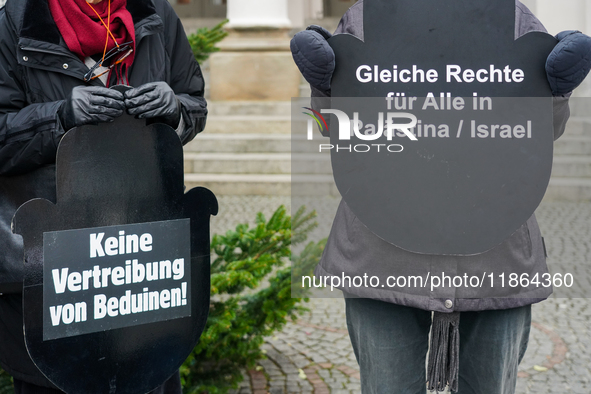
[
  {"x1": 13, "y1": 114, "x2": 218, "y2": 394},
  {"x1": 43, "y1": 219, "x2": 191, "y2": 341},
  {"x1": 325, "y1": 0, "x2": 557, "y2": 255}
]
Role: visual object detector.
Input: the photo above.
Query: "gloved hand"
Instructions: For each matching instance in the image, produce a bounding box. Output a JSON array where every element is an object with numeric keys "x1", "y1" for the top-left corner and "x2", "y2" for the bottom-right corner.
[
  {"x1": 290, "y1": 25, "x2": 335, "y2": 92},
  {"x1": 59, "y1": 86, "x2": 125, "y2": 131},
  {"x1": 124, "y1": 81, "x2": 181, "y2": 128},
  {"x1": 546, "y1": 30, "x2": 591, "y2": 95}
]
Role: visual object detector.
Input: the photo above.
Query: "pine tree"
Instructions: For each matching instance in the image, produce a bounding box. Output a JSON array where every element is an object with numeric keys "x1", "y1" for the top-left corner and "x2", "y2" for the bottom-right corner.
[
  {"x1": 180, "y1": 206, "x2": 325, "y2": 393},
  {"x1": 187, "y1": 20, "x2": 229, "y2": 64}
]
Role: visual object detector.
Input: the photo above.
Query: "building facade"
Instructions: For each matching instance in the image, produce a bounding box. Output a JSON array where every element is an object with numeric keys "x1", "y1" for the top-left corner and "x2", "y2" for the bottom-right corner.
[{"x1": 170, "y1": 0, "x2": 590, "y2": 33}]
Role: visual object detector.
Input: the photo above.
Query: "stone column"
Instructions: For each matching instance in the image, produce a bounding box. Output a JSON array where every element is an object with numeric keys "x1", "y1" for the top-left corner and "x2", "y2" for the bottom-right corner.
[
  {"x1": 226, "y1": 0, "x2": 291, "y2": 28},
  {"x1": 209, "y1": 0, "x2": 302, "y2": 101}
]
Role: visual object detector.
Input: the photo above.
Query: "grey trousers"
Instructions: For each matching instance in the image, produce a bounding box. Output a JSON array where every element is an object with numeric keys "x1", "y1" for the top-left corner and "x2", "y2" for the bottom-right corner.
[{"x1": 345, "y1": 297, "x2": 531, "y2": 394}]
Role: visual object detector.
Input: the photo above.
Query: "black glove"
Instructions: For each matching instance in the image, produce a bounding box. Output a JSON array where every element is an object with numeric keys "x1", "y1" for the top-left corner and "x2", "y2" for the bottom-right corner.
[
  {"x1": 546, "y1": 30, "x2": 591, "y2": 95},
  {"x1": 124, "y1": 81, "x2": 181, "y2": 128},
  {"x1": 59, "y1": 86, "x2": 125, "y2": 131},
  {"x1": 290, "y1": 25, "x2": 335, "y2": 92}
]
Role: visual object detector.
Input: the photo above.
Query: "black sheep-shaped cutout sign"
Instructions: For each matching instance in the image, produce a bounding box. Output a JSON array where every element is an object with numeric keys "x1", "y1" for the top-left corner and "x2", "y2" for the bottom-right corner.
[
  {"x1": 325, "y1": 0, "x2": 557, "y2": 255},
  {"x1": 12, "y1": 114, "x2": 217, "y2": 393}
]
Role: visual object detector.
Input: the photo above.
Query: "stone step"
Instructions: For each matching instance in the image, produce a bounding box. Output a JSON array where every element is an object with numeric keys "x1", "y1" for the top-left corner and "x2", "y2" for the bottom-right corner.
[
  {"x1": 201, "y1": 100, "x2": 307, "y2": 135},
  {"x1": 543, "y1": 177, "x2": 591, "y2": 202},
  {"x1": 185, "y1": 173, "x2": 591, "y2": 200},
  {"x1": 201, "y1": 102, "x2": 591, "y2": 134},
  {"x1": 554, "y1": 135, "x2": 591, "y2": 155},
  {"x1": 207, "y1": 101, "x2": 292, "y2": 116},
  {"x1": 204, "y1": 115, "x2": 292, "y2": 134},
  {"x1": 292, "y1": 153, "x2": 332, "y2": 174},
  {"x1": 565, "y1": 97, "x2": 591, "y2": 118},
  {"x1": 183, "y1": 167, "x2": 591, "y2": 200},
  {"x1": 201, "y1": 115, "x2": 591, "y2": 136},
  {"x1": 300, "y1": 83, "x2": 312, "y2": 98},
  {"x1": 182, "y1": 116, "x2": 591, "y2": 197},
  {"x1": 185, "y1": 153, "x2": 290, "y2": 174},
  {"x1": 552, "y1": 156, "x2": 591, "y2": 178},
  {"x1": 184, "y1": 152, "x2": 591, "y2": 177},
  {"x1": 190, "y1": 131, "x2": 591, "y2": 155},
  {"x1": 184, "y1": 152, "x2": 331, "y2": 174},
  {"x1": 184, "y1": 133, "x2": 291, "y2": 153},
  {"x1": 184, "y1": 136, "x2": 591, "y2": 170},
  {"x1": 185, "y1": 172, "x2": 591, "y2": 200},
  {"x1": 292, "y1": 174, "x2": 339, "y2": 196},
  {"x1": 563, "y1": 116, "x2": 591, "y2": 135},
  {"x1": 184, "y1": 152, "x2": 591, "y2": 179},
  {"x1": 184, "y1": 174, "x2": 292, "y2": 196},
  {"x1": 184, "y1": 173, "x2": 337, "y2": 196},
  {"x1": 184, "y1": 133, "x2": 324, "y2": 153},
  {"x1": 204, "y1": 100, "x2": 591, "y2": 122}
]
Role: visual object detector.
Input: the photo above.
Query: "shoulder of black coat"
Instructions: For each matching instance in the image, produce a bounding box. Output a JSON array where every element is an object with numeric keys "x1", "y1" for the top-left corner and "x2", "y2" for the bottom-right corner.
[
  {"x1": 126, "y1": 0, "x2": 158, "y2": 25},
  {"x1": 10, "y1": 0, "x2": 60, "y2": 45}
]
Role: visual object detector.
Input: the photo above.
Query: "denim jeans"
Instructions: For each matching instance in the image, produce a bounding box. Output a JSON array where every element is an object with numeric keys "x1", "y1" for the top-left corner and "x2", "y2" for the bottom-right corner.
[{"x1": 345, "y1": 297, "x2": 531, "y2": 394}]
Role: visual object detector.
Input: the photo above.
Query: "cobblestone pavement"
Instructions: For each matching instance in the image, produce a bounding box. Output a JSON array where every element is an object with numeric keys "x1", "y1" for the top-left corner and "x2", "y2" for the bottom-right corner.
[{"x1": 214, "y1": 197, "x2": 591, "y2": 394}]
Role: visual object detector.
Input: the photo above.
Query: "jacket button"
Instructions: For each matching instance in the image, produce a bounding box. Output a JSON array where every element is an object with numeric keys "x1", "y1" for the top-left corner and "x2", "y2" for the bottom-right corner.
[
  {"x1": 63, "y1": 63, "x2": 69, "y2": 70},
  {"x1": 22, "y1": 56, "x2": 28, "y2": 62},
  {"x1": 445, "y1": 299, "x2": 453, "y2": 309}
]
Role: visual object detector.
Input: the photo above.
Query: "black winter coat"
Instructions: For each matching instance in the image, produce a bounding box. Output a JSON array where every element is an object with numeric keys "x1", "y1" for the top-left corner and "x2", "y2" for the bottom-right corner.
[
  {"x1": 0, "y1": 0, "x2": 208, "y2": 292},
  {"x1": 0, "y1": 0, "x2": 207, "y2": 386}
]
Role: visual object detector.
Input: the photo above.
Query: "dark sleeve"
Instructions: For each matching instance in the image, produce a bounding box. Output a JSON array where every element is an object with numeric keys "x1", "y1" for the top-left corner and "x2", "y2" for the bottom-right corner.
[
  {"x1": 159, "y1": 0, "x2": 208, "y2": 145},
  {"x1": 334, "y1": 0, "x2": 365, "y2": 38},
  {"x1": 310, "y1": 1, "x2": 365, "y2": 136},
  {"x1": 515, "y1": 0, "x2": 571, "y2": 140},
  {"x1": 0, "y1": 10, "x2": 66, "y2": 176},
  {"x1": 551, "y1": 95, "x2": 570, "y2": 140}
]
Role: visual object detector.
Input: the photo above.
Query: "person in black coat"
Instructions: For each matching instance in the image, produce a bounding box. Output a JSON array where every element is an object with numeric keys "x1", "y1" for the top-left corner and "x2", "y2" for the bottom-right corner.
[{"x1": 0, "y1": 0, "x2": 207, "y2": 392}]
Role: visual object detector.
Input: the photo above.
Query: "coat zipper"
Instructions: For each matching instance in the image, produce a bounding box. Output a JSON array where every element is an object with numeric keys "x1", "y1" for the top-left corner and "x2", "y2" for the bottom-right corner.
[
  {"x1": 19, "y1": 45, "x2": 103, "y2": 85},
  {"x1": 20, "y1": 46, "x2": 72, "y2": 57}
]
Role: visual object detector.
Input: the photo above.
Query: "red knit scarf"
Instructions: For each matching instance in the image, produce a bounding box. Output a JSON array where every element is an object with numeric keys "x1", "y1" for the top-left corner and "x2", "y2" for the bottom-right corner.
[{"x1": 48, "y1": 0, "x2": 136, "y2": 85}]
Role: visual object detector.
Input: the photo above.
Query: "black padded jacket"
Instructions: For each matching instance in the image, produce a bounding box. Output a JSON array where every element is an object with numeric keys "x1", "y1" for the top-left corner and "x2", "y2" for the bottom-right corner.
[{"x1": 0, "y1": 0, "x2": 207, "y2": 386}]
